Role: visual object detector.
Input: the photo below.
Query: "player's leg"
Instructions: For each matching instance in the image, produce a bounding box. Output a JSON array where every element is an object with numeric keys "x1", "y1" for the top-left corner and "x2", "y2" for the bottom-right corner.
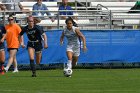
[
  {"x1": 5, "y1": 49, "x2": 17, "y2": 72},
  {"x1": 35, "y1": 43, "x2": 43, "y2": 65},
  {"x1": 66, "y1": 45, "x2": 74, "y2": 69},
  {"x1": 13, "y1": 53, "x2": 18, "y2": 73},
  {"x1": 66, "y1": 51, "x2": 73, "y2": 69},
  {"x1": 0, "y1": 49, "x2": 5, "y2": 74},
  {"x1": 72, "y1": 56, "x2": 78, "y2": 68},
  {"x1": 35, "y1": 51, "x2": 42, "y2": 71},
  {"x1": 72, "y1": 46, "x2": 80, "y2": 68},
  {"x1": 35, "y1": 51, "x2": 42, "y2": 64},
  {"x1": 34, "y1": 41, "x2": 43, "y2": 71},
  {"x1": 28, "y1": 47, "x2": 36, "y2": 77}
]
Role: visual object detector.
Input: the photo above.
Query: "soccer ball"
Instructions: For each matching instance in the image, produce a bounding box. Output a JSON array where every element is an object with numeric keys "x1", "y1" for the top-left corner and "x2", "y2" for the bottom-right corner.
[{"x1": 63, "y1": 68, "x2": 73, "y2": 77}]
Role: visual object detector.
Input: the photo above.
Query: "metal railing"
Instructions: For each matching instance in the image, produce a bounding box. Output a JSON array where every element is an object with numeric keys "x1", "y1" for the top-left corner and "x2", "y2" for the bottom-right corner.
[{"x1": 1, "y1": 9, "x2": 140, "y2": 30}]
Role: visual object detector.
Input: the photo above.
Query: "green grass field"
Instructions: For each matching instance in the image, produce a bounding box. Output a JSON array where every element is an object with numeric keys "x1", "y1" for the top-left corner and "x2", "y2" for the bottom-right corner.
[{"x1": 0, "y1": 69, "x2": 140, "y2": 93}]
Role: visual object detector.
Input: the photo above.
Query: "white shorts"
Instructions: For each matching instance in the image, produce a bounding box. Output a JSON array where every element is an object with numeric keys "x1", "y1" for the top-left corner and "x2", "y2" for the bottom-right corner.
[{"x1": 66, "y1": 45, "x2": 80, "y2": 56}]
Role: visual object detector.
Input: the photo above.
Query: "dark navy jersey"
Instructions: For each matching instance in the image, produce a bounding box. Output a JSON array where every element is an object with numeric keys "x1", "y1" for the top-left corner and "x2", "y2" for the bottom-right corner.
[
  {"x1": 20, "y1": 25, "x2": 44, "y2": 41},
  {"x1": 0, "y1": 25, "x2": 6, "y2": 39}
]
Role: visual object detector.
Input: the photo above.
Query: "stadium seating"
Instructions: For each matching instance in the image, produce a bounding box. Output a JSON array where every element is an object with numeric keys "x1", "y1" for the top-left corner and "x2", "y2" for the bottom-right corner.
[
  {"x1": 112, "y1": 13, "x2": 140, "y2": 19},
  {"x1": 18, "y1": 2, "x2": 92, "y2": 29},
  {"x1": 38, "y1": 19, "x2": 90, "y2": 26},
  {"x1": 20, "y1": 2, "x2": 57, "y2": 7},
  {"x1": 20, "y1": 2, "x2": 58, "y2": 15},
  {"x1": 112, "y1": 13, "x2": 140, "y2": 27},
  {"x1": 123, "y1": 19, "x2": 140, "y2": 25},
  {"x1": 90, "y1": 2, "x2": 135, "y2": 11},
  {"x1": 1, "y1": 1, "x2": 140, "y2": 30},
  {"x1": 90, "y1": 2, "x2": 140, "y2": 29}
]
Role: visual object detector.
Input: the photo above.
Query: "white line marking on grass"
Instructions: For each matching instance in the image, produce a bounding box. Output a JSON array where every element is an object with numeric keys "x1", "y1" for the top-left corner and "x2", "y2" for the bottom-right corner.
[
  {"x1": 0, "y1": 89, "x2": 27, "y2": 93},
  {"x1": 1, "y1": 89, "x2": 139, "y2": 93},
  {"x1": 0, "y1": 90, "x2": 60, "y2": 93}
]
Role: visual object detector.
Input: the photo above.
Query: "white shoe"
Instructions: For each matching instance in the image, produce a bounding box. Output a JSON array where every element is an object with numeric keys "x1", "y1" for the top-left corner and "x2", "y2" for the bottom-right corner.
[
  {"x1": 13, "y1": 70, "x2": 19, "y2": 73},
  {"x1": 4, "y1": 68, "x2": 8, "y2": 72}
]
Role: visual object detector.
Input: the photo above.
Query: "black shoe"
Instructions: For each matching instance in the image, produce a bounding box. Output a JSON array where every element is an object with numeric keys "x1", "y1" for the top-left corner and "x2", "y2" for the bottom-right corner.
[
  {"x1": 32, "y1": 74, "x2": 37, "y2": 77},
  {"x1": 66, "y1": 75, "x2": 71, "y2": 77}
]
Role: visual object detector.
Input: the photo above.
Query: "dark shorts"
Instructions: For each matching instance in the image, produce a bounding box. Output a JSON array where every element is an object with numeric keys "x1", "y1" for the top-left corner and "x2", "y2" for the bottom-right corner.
[
  {"x1": 0, "y1": 43, "x2": 4, "y2": 51},
  {"x1": 7, "y1": 48, "x2": 18, "y2": 52},
  {"x1": 27, "y1": 41, "x2": 43, "y2": 52}
]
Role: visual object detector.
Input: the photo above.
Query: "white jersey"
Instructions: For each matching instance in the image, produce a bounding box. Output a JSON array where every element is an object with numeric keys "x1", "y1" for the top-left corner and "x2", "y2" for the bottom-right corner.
[
  {"x1": 63, "y1": 26, "x2": 80, "y2": 56},
  {"x1": 63, "y1": 26, "x2": 80, "y2": 46}
]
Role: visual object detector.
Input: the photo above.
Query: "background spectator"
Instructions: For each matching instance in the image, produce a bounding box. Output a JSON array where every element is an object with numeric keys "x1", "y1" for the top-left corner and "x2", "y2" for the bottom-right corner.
[
  {"x1": 58, "y1": 0, "x2": 74, "y2": 20},
  {"x1": 1, "y1": 0, "x2": 29, "y2": 15},
  {"x1": 32, "y1": 0, "x2": 54, "y2": 24}
]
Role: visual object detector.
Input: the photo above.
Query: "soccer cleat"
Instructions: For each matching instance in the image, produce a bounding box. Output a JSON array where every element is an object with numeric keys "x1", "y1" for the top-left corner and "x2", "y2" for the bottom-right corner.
[
  {"x1": 32, "y1": 71, "x2": 37, "y2": 77},
  {"x1": 32, "y1": 74, "x2": 37, "y2": 77},
  {"x1": 4, "y1": 68, "x2": 8, "y2": 72},
  {"x1": 1, "y1": 65, "x2": 4, "y2": 70},
  {"x1": 12, "y1": 70, "x2": 19, "y2": 73},
  {"x1": 0, "y1": 66, "x2": 5, "y2": 75},
  {"x1": 67, "y1": 75, "x2": 71, "y2": 77},
  {"x1": 0, "y1": 71, "x2": 5, "y2": 75}
]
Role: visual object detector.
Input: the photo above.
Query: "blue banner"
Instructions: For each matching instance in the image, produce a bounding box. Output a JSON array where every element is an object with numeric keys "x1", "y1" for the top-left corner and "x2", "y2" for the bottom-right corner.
[{"x1": 5, "y1": 30, "x2": 140, "y2": 64}]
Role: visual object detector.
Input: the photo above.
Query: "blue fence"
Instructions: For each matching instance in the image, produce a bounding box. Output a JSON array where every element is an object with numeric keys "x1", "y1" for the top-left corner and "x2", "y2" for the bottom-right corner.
[{"x1": 5, "y1": 30, "x2": 140, "y2": 64}]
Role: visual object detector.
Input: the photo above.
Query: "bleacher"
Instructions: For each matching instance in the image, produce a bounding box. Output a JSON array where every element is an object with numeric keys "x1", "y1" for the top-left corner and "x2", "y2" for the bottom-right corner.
[
  {"x1": 20, "y1": 1, "x2": 92, "y2": 30},
  {"x1": 90, "y1": 2, "x2": 135, "y2": 10},
  {"x1": 90, "y1": 1, "x2": 140, "y2": 29},
  {"x1": 20, "y1": 2, "x2": 58, "y2": 15},
  {"x1": 0, "y1": 1, "x2": 140, "y2": 30},
  {"x1": 38, "y1": 19, "x2": 90, "y2": 26}
]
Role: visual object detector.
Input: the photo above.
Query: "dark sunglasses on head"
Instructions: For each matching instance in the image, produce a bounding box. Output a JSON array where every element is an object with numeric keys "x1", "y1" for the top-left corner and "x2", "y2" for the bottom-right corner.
[{"x1": 8, "y1": 19, "x2": 14, "y2": 21}]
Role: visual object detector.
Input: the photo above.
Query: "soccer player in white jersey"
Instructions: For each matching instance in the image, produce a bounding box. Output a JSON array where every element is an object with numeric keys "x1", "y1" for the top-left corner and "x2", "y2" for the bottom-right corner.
[{"x1": 60, "y1": 17, "x2": 87, "y2": 70}]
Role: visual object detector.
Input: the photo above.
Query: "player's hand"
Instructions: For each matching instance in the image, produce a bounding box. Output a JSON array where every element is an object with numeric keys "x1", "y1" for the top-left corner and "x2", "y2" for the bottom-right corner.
[
  {"x1": 0, "y1": 39, "x2": 4, "y2": 43},
  {"x1": 60, "y1": 41, "x2": 63, "y2": 46},
  {"x1": 44, "y1": 44, "x2": 48, "y2": 49},
  {"x1": 21, "y1": 44, "x2": 26, "y2": 48},
  {"x1": 0, "y1": 39, "x2": 4, "y2": 45},
  {"x1": 83, "y1": 46, "x2": 87, "y2": 53}
]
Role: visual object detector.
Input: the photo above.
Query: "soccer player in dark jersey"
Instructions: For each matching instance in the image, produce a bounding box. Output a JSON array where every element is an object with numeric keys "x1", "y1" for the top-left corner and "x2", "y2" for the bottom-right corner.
[
  {"x1": 0, "y1": 20, "x2": 6, "y2": 75},
  {"x1": 19, "y1": 16, "x2": 48, "y2": 77}
]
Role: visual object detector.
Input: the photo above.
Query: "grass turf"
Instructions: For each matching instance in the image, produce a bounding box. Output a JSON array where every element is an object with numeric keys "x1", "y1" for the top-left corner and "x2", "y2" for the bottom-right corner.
[{"x1": 0, "y1": 69, "x2": 140, "y2": 93}]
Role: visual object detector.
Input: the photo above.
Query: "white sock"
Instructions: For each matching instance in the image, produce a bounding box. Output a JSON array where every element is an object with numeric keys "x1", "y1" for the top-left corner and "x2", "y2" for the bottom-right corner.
[
  {"x1": 14, "y1": 68, "x2": 18, "y2": 71},
  {"x1": 5, "y1": 66, "x2": 9, "y2": 71},
  {"x1": 75, "y1": 62, "x2": 77, "y2": 66},
  {"x1": 67, "y1": 60, "x2": 72, "y2": 69}
]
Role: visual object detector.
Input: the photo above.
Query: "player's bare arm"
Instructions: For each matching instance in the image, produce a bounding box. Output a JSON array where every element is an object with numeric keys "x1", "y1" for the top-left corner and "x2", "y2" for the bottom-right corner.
[
  {"x1": 75, "y1": 28, "x2": 87, "y2": 51},
  {"x1": 60, "y1": 32, "x2": 64, "y2": 45},
  {"x1": 42, "y1": 33, "x2": 48, "y2": 49}
]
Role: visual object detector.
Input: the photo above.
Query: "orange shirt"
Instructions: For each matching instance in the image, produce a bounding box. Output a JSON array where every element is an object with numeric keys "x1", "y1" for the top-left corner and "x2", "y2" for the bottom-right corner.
[{"x1": 5, "y1": 23, "x2": 21, "y2": 48}]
